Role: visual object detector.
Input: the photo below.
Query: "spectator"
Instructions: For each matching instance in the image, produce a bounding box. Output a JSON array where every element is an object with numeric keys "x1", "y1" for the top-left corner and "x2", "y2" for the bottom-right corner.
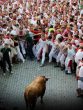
[{"x1": 1, "y1": 43, "x2": 12, "y2": 75}]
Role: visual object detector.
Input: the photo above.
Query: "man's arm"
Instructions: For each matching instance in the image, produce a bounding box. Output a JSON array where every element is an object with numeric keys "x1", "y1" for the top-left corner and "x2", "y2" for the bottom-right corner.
[{"x1": 1, "y1": 48, "x2": 4, "y2": 53}]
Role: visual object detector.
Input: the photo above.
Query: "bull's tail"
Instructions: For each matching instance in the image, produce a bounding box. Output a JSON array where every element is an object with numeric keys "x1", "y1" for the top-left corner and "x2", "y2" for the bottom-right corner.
[
  {"x1": 24, "y1": 92, "x2": 37, "y2": 110},
  {"x1": 24, "y1": 92, "x2": 29, "y2": 110}
]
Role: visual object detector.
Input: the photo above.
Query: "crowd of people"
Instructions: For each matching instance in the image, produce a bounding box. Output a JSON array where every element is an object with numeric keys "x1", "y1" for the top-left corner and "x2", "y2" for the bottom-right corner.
[{"x1": 0, "y1": 0, "x2": 83, "y2": 96}]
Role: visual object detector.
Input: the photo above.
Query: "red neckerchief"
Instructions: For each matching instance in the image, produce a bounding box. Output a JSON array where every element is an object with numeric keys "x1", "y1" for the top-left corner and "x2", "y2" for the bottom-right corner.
[
  {"x1": 79, "y1": 61, "x2": 83, "y2": 66},
  {"x1": 76, "y1": 47, "x2": 79, "y2": 52},
  {"x1": 4, "y1": 35, "x2": 10, "y2": 39},
  {"x1": 52, "y1": 3, "x2": 56, "y2": 7},
  {"x1": 45, "y1": 32, "x2": 48, "y2": 35},
  {"x1": 77, "y1": 49, "x2": 83, "y2": 52},
  {"x1": 63, "y1": 37, "x2": 68, "y2": 41},
  {"x1": 80, "y1": 49, "x2": 83, "y2": 52},
  {"x1": 72, "y1": 43, "x2": 76, "y2": 46},
  {"x1": 51, "y1": 38, "x2": 55, "y2": 43},
  {"x1": 80, "y1": 41, "x2": 83, "y2": 43},
  {"x1": 74, "y1": 37, "x2": 79, "y2": 40}
]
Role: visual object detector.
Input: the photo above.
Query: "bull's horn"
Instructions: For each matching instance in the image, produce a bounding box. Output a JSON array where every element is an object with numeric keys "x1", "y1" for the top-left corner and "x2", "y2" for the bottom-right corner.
[{"x1": 46, "y1": 77, "x2": 50, "y2": 81}]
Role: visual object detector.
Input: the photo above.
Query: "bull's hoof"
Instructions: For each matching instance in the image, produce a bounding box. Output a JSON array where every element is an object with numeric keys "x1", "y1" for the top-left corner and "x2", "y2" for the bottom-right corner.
[
  {"x1": 13, "y1": 107, "x2": 18, "y2": 110},
  {"x1": 76, "y1": 88, "x2": 82, "y2": 97},
  {"x1": 40, "y1": 100, "x2": 44, "y2": 104}
]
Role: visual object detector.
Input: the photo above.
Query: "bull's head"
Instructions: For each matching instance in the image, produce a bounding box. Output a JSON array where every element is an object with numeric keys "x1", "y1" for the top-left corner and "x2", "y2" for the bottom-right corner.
[
  {"x1": 34, "y1": 75, "x2": 50, "y2": 83},
  {"x1": 41, "y1": 76, "x2": 50, "y2": 82},
  {"x1": 45, "y1": 77, "x2": 50, "y2": 81}
]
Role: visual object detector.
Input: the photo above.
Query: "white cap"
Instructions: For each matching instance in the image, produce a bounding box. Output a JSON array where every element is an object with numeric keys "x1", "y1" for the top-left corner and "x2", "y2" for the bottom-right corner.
[{"x1": 56, "y1": 34, "x2": 62, "y2": 40}]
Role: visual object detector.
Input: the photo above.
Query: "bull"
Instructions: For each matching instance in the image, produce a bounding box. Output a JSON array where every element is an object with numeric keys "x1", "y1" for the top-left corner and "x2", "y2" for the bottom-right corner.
[{"x1": 24, "y1": 76, "x2": 49, "y2": 110}]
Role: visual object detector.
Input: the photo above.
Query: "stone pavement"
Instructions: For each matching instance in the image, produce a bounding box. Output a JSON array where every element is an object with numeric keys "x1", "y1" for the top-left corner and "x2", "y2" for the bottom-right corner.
[{"x1": 0, "y1": 59, "x2": 83, "y2": 110}]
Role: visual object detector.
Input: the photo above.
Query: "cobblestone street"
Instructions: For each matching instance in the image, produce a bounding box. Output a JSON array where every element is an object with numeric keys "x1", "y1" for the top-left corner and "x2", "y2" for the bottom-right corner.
[{"x1": 0, "y1": 60, "x2": 83, "y2": 110}]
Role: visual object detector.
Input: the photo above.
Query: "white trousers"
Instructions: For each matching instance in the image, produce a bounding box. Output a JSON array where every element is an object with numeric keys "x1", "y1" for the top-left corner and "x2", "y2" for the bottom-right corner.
[
  {"x1": 49, "y1": 47, "x2": 55, "y2": 63},
  {"x1": 32, "y1": 45, "x2": 37, "y2": 58},
  {"x1": 78, "y1": 66, "x2": 83, "y2": 89},
  {"x1": 65, "y1": 57, "x2": 72, "y2": 73},
  {"x1": 60, "y1": 53, "x2": 66, "y2": 66},
  {"x1": 16, "y1": 46, "x2": 25, "y2": 62},
  {"x1": 32, "y1": 44, "x2": 42, "y2": 58},
  {"x1": 78, "y1": 80, "x2": 83, "y2": 90},
  {"x1": 56, "y1": 51, "x2": 62, "y2": 63},
  {"x1": 19, "y1": 41, "x2": 26, "y2": 55},
  {"x1": 41, "y1": 47, "x2": 47, "y2": 65},
  {"x1": 36, "y1": 47, "x2": 43, "y2": 60}
]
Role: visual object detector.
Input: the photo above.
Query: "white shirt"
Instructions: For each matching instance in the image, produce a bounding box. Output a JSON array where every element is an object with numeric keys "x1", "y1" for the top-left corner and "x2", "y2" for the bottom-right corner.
[
  {"x1": 75, "y1": 49, "x2": 83, "y2": 64},
  {"x1": 79, "y1": 66, "x2": 83, "y2": 77},
  {"x1": 38, "y1": 38, "x2": 47, "y2": 48}
]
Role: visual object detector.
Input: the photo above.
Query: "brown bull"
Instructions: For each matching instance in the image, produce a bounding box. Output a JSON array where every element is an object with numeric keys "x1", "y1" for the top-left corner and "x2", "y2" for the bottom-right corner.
[{"x1": 24, "y1": 76, "x2": 49, "y2": 110}]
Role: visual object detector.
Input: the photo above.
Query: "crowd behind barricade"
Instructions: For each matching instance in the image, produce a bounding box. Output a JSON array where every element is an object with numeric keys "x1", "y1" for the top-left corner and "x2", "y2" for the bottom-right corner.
[{"x1": 0, "y1": 0, "x2": 83, "y2": 96}]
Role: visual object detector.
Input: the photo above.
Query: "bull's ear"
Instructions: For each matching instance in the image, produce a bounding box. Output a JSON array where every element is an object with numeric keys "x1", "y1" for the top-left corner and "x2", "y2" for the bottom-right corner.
[{"x1": 46, "y1": 78, "x2": 50, "y2": 81}]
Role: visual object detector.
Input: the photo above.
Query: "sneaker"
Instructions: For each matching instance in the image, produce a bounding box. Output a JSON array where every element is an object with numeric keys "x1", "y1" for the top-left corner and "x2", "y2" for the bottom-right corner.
[
  {"x1": 6, "y1": 68, "x2": 9, "y2": 72},
  {"x1": 65, "y1": 70, "x2": 68, "y2": 74},
  {"x1": 65, "y1": 72, "x2": 72, "y2": 75},
  {"x1": 22, "y1": 59, "x2": 25, "y2": 63},
  {"x1": 23, "y1": 60, "x2": 25, "y2": 63},
  {"x1": 61, "y1": 66, "x2": 65, "y2": 71},
  {"x1": 10, "y1": 71, "x2": 14, "y2": 74},
  {"x1": 54, "y1": 64, "x2": 59, "y2": 67},
  {"x1": 3, "y1": 73, "x2": 6, "y2": 76},
  {"x1": 40, "y1": 64, "x2": 44, "y2": 67},
  {"x1": 54, "y1": 63, "x2": 59, "y2": 67}
]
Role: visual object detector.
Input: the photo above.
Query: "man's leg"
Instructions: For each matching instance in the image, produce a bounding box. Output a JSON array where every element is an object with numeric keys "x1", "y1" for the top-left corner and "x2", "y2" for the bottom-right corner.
[
  {"x1": 6, "y1": 58, "x2": 12, "y2": 73},
  {"x1": 49, "y1": 48, "x2": 54, "y2": 63},
  {"x1": 16, "y1": 46, "x2": 25, "y2": 63},
  {"x1": 2, "y1": 59, "x2": 6, "y2": 74},
  {"x1": 37, "y1": 48, "x2": 42, "y2": 61},
  {"x1": 41, "y1": 48, "x2": 47, "y2": 67},
  {"x1": 54, "y1": 51, "x2": 62, "y2": 67},
  {"x1": 60, "y1": 54, "x2": 65, "y2": 70}
]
